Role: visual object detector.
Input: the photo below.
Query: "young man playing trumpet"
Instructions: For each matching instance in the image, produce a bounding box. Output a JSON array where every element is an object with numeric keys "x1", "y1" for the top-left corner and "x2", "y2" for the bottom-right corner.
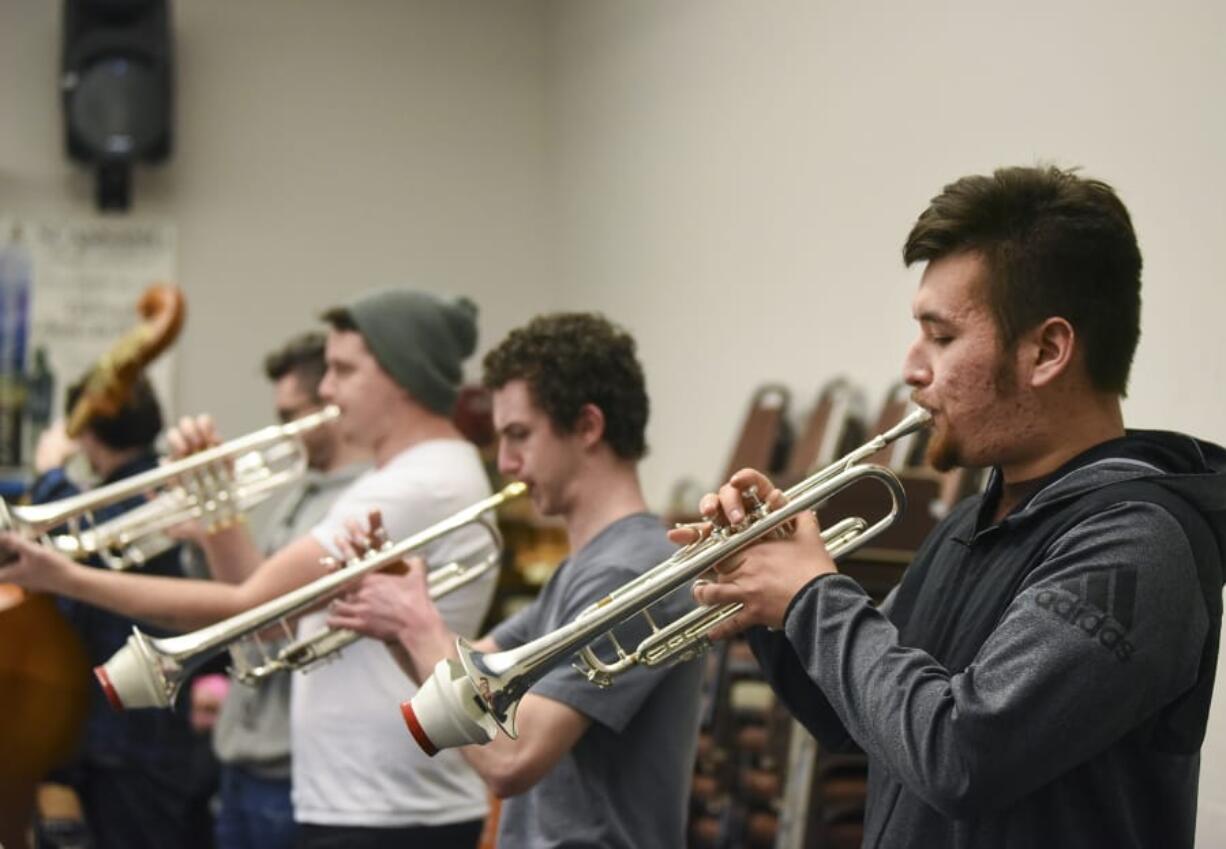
[
  {"x1": 679, "y1": 166, "x2": 1226, "y2": 848},
  {"x1": 0, "y1": 289, "x2": 499, "y2": 849},
  {"x1": 199, "y1": 332, "x2": 367, "y2": 849},
  {"x1": 328, "y1": 313, "x2": 704, "y2": 849}
]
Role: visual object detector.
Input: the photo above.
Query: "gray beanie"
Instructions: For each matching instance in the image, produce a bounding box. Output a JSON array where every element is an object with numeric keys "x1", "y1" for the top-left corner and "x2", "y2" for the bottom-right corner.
[{"x1": 342, "y1": 289, "x2": 478, "y2": 415}]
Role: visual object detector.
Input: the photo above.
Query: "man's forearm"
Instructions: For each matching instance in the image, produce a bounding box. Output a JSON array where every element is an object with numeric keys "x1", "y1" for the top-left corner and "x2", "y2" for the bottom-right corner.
[
  {"x1": 63, "y1": 562, "x2": 250, "y2": 631},
  {"x1": 396, "y1": 619, "x2": 466, "y2": 684},
  {"x1": 199, "y1": 524, "x2": 265, "y2": 583},
  {"x1": 455, "y1": 691, "x2": 591, "y2": 799}
]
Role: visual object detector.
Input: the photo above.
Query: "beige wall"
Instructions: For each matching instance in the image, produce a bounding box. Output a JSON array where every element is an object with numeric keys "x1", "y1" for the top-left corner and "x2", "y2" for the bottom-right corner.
[
  {"x1": 3, "y1": 0, "x2": 1225, "y2": 840},
  {"x1": 548, "y1": 0, "x2": 1226, "y2": 507}
]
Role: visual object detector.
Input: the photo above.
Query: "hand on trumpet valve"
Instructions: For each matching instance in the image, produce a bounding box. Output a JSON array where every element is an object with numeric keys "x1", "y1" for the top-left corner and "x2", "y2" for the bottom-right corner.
[
  {"x1": 166, "y1": 414, "x2": 222, "y2": 459},
  {"x1": 333, "y1": 509, "x2": 391, "y2": 563},
  {"x1": 666, "y1": 468, "x2": 793, "y2": 550},
  {"x1": 327, "y1": 560, "x2": 448, "y2": 655},
  {"x1": 164, "y1": 414, "x2": 238, "y2": 536},
  {"x1": 326, "y1": 509, "x2": 450, "y2": 656},
  {"x1": 668, "y1": 467, "x2": 838, "y2": 639}
]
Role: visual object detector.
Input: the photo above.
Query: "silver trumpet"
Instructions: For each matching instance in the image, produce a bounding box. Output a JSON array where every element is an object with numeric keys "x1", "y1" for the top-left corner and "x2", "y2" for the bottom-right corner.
[
  {"x1": 1, "y1": 407, "x2": 341, "y2": 570},
  {"x1": 401, "y1": 409, "x2": 932, "y2": 756},
  {"x1": 94, "y1": 482, "x2": 527, "y2": 711}
]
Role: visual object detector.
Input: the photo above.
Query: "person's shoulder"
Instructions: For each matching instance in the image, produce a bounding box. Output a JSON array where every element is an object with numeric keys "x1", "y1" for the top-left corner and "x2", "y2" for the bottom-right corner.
[
  {"x1": 400, "y1": 437, "x2": 482, "y2": 464},
  {"x1": 380, "y1": 439, "x2": 485, "y2": 487},
  {"x1": 578, "y1": 513, "x2": 675, "y2": 574},
  {"x1": 29, "y1": 466, "x2": 77, "y2": 504}
]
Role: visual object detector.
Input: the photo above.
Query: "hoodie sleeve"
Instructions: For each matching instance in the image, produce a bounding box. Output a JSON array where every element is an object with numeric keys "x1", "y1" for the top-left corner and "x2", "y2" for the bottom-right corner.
[
  {"x1": 779, "y1": 499, "x2": 1209, "y2": 817},
  {"x1": 745, "y1": 584, "x2": 902, "y2": 752}
]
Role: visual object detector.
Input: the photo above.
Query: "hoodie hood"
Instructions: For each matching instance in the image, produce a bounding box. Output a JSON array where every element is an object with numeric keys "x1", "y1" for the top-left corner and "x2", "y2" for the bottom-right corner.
[
  {"x1": 944, "y1": 429, "x2": 1226, "y2": 755},
  {"x1": 985, "y1": 430, "x2": 1226, "y2": 553}
]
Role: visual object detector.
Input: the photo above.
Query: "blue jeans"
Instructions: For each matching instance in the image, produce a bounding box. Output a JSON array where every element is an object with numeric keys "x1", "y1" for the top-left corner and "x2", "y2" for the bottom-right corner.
[{"x1": 215, "y1": 766, "x2": 295, "y2": 849}]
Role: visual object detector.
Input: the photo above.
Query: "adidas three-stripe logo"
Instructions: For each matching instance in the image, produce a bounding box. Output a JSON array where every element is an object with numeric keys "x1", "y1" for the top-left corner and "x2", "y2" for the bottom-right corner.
[{"x1": 1033, "y1": 567, "x2": 1137, "y2": 662}]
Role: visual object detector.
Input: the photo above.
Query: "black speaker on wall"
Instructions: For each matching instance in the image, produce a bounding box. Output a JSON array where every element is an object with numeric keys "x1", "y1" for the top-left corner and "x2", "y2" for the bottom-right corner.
[{"x1": 61, "y1": 0, "x2": 174, "y2": 211}]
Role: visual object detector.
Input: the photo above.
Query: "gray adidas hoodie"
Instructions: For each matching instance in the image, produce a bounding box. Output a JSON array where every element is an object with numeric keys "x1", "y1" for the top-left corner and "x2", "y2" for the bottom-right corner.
[{"x1": 749, "y1": 430, "x2": 1226, "y2": 849}]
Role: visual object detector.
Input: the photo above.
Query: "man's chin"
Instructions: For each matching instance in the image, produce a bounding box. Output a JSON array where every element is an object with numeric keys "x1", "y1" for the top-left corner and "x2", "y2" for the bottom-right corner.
[
  {"x1": 528, "y1": 491, "x2": 561, "y2": 519},
  {"x1": 925, "y1": 436, "x2": 960, "y2": 473}
]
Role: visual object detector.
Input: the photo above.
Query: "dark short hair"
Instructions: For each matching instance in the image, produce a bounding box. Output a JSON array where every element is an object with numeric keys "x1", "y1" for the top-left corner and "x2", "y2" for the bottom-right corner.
[
  {"x1": 264, "y1": 332, "x2": 327, "y2": 398},
  {"x1": 483, "y1": 313, "x2": 649, "y2": 460},
  {"x1": 319, "y1": 307, "x2": 358, "y2": 333},
  {"x1": 903, "y1": 165, "x2": 1142, "y2": 395},
  {"x1": 66, "y1": 374, "x2": 163, "y2": 450}
]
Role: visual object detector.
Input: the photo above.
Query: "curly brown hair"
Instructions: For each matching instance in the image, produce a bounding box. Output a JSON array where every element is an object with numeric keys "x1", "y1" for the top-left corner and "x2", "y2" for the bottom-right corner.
[{"x1": 483, "y1": 313, "x2": 648, "y2": 460}]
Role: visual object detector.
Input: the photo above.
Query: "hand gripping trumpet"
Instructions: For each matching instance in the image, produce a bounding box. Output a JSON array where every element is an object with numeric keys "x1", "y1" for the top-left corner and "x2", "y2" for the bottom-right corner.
[
  {"x1": 0, "y1": 407, "x2": 341, "y2": 570},
  {"x1": 401, "y1": 409, "x2": 932, "y2": 755},
  {"x1": 94, "y1": 482, "x2": 526, "y2": 711}
]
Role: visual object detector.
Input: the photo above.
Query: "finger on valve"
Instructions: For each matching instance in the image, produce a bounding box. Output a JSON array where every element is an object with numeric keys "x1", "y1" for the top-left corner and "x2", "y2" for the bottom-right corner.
[
  {"x1": 341, "y1": 519, "x2": 370, "y2": 558},
  {"x1": 667, "y1": 519, "x2": 711, "y2": 547}
]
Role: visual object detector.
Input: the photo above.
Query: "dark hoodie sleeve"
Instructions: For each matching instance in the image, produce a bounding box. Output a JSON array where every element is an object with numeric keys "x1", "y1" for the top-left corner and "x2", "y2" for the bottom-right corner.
[
  {"x1": 746, "y1": 626, "x2": 857, "y2": 751},
  {"x1": 780, "y1": 499, "x2": 1209, "y2": 817},
  {"x1": 746, "y1": 584, "x2": 902, "y2": 752}
]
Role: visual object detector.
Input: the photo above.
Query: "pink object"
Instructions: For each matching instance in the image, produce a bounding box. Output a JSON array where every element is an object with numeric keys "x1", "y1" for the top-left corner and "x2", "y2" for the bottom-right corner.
[
  {"x1": 192, "y1": 673, "x2": 230, "y2": 702},
  {"x1": 188, "y1": 673, "x2": 231, "y2": 732}
]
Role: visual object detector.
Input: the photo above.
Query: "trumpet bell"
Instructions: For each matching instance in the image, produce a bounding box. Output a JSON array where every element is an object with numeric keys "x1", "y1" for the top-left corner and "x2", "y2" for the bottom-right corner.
[
  {"x1": 94, "y1": 628, "x2": 176, "y2": 711},
  {"x1": 400, "y1": 655, "x2": 502, "y2": 757}
]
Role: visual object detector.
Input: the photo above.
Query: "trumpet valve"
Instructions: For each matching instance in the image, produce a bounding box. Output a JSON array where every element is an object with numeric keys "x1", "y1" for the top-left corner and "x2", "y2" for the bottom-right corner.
[
  {"x1": 742, "y1": 485, "x2": 765, "y2": 514},
  {"x1": 572, "y1": 658, "x2": 614, "y2": 689}
]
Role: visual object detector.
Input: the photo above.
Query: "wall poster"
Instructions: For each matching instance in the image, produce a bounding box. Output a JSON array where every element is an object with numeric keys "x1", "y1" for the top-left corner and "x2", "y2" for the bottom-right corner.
[{"x1": 0, "y1": 216, "x2": 177, "y2": 475}]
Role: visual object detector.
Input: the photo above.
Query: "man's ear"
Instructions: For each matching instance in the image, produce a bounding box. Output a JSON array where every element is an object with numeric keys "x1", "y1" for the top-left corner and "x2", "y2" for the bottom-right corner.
[
  {"x1": 1026, "y1": 317, "x2": 1076, "y2": 388},
  {"x1": 574, "y1": 403, "x2": 606, "y2": 449}
]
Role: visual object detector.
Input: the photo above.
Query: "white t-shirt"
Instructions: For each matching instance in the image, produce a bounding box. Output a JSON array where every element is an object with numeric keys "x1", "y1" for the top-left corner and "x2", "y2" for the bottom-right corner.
[{"x1": 291, "y1": 439, "x2": 497, "y2": 827}]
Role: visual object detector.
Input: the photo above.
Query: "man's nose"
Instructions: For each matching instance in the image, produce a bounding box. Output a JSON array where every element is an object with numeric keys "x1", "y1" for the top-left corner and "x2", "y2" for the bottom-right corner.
[
  {"x1": 902, "y1": 338, "x2": 931, "y2": 388},
  {"x1": 497, "y1": 444, "x2": 518, "y2": 477}
]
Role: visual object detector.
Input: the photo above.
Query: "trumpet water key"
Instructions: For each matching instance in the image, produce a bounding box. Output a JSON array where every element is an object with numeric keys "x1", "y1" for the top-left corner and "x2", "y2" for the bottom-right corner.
[
  {"x1": 94, "y1": 482, "x2": 527, "y2": 711},
  {"x1": 0, "y1": 406, "x2": 340, "y2": 570},
  {"x1": 401, "y1": 409, "x2": 932, "y2": 756}
]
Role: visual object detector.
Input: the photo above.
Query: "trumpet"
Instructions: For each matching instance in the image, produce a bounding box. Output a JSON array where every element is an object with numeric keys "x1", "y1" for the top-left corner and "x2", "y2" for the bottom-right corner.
[
  {"x1": 401, "y1": 409, "x2": 932, "y2": 756},
  {"x1": 1, "y1": 406, "x2": 340, "y2": 570},
  {"x1": 94, "y1": 482, "x2": 527, "y2": 711}
]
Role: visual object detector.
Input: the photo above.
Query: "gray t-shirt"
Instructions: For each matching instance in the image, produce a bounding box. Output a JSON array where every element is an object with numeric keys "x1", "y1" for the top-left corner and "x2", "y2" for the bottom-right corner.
[{"x1": 490, "y1": 512, "x2": 704, "y2": 849}]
